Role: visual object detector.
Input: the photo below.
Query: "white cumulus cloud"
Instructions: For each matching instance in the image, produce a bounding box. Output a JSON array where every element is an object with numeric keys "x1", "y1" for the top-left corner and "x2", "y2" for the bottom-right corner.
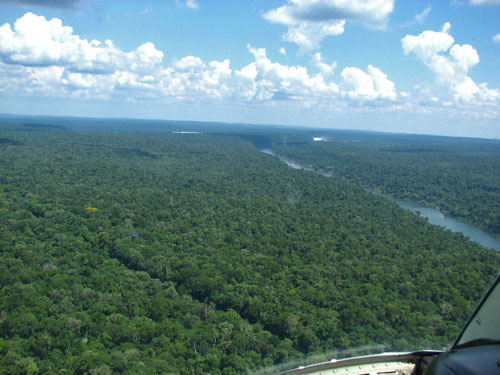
[
  {"x1": 283, "y1": 20, "x2": 345, "y2": 51},
  {"x1": 0, "y1": 12, "x2": 233, "y2": 102},
  {"x1": 0, "y1": 12, "x2": 163, "y2": 74},
  {"x1": 402, "y1": 22, "x2": 454, "y2": 61},
  {"x1": 0, "y1": 12, "x2": 402, "y2": 111},
  {"x1": 493, "y1": 33, "x2": 500, "y2": 43},
  {"x1": 234, "y1": 45, "x2": 396, "y2": 105},
  {"x1": 340, "y1": 65, "x2": 396, "y2": 100},
  {"x1": 402, "y1": 23, "x2": 500, "y2": 104},
  {"x1": 263, "y1": 0, "x2": 394, "y2": 51},
  {"x1": 311, "y1": 52, "x2": 336, "y2": 76},
  {"x1": 235, "y1": 45, "x2": 339, "y2": 101},
  {"x1": 158, "y1": 58, "x2": 232, "y2": 100}
]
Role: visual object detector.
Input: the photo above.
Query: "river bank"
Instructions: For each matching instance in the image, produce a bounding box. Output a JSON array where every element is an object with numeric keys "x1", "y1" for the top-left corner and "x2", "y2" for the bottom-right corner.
[{"x1": 262, "y1": 149, "x2": 500, "y2": 251}]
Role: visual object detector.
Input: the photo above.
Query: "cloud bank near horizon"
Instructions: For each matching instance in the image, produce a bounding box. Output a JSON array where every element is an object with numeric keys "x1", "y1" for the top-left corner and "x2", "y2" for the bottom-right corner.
[
  {"x1": 0, "y1": 11, "x2": 498, "y2": 127},
  {"x1": 0, "y1": 12, "x2": 399, "y2": 105}
]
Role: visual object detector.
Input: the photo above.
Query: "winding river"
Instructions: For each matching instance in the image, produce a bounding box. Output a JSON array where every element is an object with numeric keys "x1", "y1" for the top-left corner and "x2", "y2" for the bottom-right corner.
[{"x1": 262, "y1": 149, "x2": 500, "y2": 251}]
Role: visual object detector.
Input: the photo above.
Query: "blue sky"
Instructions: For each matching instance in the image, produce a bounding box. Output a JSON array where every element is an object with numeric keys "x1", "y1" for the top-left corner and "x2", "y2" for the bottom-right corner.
[{"x1": 0, "y1": 0, "x2": 499, "y2": 138}]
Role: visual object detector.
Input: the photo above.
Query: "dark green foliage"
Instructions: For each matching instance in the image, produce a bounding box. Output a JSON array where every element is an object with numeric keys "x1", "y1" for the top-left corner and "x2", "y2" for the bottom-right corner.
[{"x1": 0, "y1": 123, "x2": 498, "y2": 374}]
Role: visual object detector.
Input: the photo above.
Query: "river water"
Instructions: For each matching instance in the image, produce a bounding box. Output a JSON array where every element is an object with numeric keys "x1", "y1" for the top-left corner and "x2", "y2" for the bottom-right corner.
[
  {"x1": 262, "y1": 149, "x2": 500, "y2": 251},
  {"x1": 380, "y1": 196, "x2": 500, "y2": 251}
]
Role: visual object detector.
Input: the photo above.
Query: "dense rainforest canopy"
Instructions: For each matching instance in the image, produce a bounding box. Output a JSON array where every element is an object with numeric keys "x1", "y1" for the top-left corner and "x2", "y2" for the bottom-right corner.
[{"x1": 0, "y1": 117, "x2": 499, "y2": 375}]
